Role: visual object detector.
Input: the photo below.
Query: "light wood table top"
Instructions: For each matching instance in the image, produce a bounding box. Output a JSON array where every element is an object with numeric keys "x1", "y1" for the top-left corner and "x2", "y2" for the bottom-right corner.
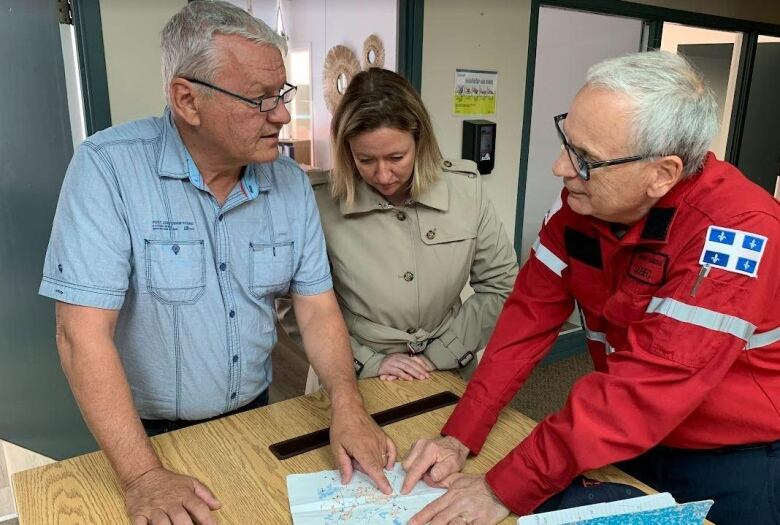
[{"x1": 13, "y1": 372, "x2": 711, "y2": 524}]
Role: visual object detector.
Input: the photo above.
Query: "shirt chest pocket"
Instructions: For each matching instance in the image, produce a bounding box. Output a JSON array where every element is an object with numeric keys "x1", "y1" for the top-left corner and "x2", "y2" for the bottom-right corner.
[
  {"x1": 145, "y1": 240, "x2": 206, "y2": 304},
  {"x1": 249, "y1": 241, "x2": 295, "y2": 298}
]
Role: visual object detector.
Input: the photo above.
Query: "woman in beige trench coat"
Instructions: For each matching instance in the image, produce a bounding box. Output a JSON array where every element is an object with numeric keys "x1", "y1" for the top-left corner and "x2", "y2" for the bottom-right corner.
[{"x1": 284, "y1": 68, "x2": 517, "y2": 384}]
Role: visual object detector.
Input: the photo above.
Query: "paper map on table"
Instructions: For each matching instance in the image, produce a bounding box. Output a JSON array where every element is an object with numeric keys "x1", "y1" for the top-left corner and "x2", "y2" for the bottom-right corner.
[
  {"x1": 517, "y1": 492, "x2": 713, "y2": 525},
  {"x1": 287, "y1": 463, "x2": 445, "y2": 525}
]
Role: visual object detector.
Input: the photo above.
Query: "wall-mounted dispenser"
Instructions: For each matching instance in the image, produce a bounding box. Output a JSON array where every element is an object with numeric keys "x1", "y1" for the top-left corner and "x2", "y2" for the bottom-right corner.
[{"x1": 462, "y1": 119, "x2": 496, "y2": 174}]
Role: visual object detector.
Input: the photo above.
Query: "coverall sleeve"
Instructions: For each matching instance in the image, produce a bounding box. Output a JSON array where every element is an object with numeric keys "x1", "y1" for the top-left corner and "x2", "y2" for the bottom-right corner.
[
  {"x1": 476, "y1": 211, "x2": 780, "y2": 515},
  {"x1": 442, "y1": 191, "x2": 575, "y2": 453}
]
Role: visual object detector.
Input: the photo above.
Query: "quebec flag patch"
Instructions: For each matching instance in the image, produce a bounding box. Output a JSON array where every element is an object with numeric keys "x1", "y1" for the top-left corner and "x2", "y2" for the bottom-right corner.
[{"x1": 699, "y1": 226, "x2": 767, "y2": 278}]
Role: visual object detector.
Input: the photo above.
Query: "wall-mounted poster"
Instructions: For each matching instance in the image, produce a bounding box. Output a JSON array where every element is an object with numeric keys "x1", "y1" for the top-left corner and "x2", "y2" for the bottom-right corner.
[{"x1": 454, "y1": 69, "x2": 498, "y2": 115}]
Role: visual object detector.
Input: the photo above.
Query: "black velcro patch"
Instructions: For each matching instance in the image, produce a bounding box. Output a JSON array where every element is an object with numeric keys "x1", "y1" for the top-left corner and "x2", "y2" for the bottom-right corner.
[
  {"x1": 564, "y1": 227, "x2": 603, "y2": 269},
  {"x1": 641, "y1": 207, "x2": 676, "y2": 241}
]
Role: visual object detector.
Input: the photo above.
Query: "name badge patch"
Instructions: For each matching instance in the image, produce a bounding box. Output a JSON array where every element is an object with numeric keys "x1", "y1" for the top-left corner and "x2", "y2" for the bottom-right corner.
[
  {"x1": 699, "y1": 226, "x2": 767, "y2": 278},
  {"x1": 628, "y1": 249, "x2": 668, "y2": 285}
]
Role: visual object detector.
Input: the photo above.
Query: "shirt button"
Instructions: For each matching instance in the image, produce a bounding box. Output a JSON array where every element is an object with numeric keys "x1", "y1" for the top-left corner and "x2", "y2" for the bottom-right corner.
[
  {"x1": 230, "y1": 392, "x2": 237, "y2": 400},
  {"x1": 403, "y1": 271, "x2": 414, "y2": 282},
  {"x1": 220, "y1": 262, "x2": 227, "y2": 271},
  {"x1": 218, "y1": 214, "x2": 224, "y2": 221},
  {"x1": 443, "y1": 160, "x2": 453, "y2": 167},
  {"x1": 396, "y1": 211, "x2": 406, "y2": 221},
  {"x1": 406, "y1": 327, "x2": 416, "y2": 334},
  {"x1": 426, "y1": 229, "x2": 436, "y2": 240},
  {"x1": 229, "y1": 310, "x2": 235, "y2": 318},
  {"x1": 233, "y1": 355, "x2": 239, "y2": 363}
]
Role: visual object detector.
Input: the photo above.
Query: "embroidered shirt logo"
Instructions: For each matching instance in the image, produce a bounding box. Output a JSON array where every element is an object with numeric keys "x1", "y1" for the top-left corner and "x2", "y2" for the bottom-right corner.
[{"x1": 699, "y1": 226, "x2": 767, "y2": 278}]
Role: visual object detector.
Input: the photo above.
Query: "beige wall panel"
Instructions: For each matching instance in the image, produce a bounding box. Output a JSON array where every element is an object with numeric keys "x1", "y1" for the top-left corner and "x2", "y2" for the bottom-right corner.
[
  {"x1": 421, "y1": 0, "x2": 531, "y2": 245},
  {"x1": 100, "y1": 0, "x2": 188, "y2": 125}
]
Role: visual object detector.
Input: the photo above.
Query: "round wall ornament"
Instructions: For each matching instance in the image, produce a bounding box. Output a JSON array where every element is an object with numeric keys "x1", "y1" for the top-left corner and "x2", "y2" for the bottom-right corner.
[
  {"x1": 323, "y1": 45, "x2": 360, "y2": 114},
  {"x1": 362, "y1": 34, "x2": 385, "y2": 70}
]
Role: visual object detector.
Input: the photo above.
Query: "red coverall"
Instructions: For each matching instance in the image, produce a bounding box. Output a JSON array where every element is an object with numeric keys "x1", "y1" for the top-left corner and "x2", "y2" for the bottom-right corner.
[{"x1": 442, "y1": 153, "x2": 780, "y2": 515}]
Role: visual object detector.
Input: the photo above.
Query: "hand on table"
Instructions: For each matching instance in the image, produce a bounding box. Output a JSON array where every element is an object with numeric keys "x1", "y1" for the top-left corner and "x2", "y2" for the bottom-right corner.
[
  {"x1": 124, "y1": 466, "x2": 221, "y2": 525},
  {"x1": 408, "y1": 473, "x2": 510, "y2": 525},
  {"x1": 401, "y1": 436, "x2": 469, "y2": 494},
  {"x1": 378, "y1": 354, "x2": 435, "y2": 381},
  {"x1": 330, "y1": 403, "x2": 398, "y2": 494}
]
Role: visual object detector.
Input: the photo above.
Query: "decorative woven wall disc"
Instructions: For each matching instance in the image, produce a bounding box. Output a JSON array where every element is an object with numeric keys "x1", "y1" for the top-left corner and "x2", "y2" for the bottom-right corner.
[
  {"x1": 362, "y1": 34, "x2": 385, "y2": 70},
  {"x1": 323, "y1": 45, "x2": 360, "y2": 114}
]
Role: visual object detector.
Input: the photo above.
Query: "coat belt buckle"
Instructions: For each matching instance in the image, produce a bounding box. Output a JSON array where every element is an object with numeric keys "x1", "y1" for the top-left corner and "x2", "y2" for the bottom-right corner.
[
  {"x1": 407, "y1": 341, "x2": 427, "y2": 357},
  {"x1": 457, "y1": 351, "x2": 475, "y2": 368}
]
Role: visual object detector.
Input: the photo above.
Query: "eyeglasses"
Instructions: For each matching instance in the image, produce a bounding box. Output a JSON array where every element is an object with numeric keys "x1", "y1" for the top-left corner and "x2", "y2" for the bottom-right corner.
[
  {"x1": 183, "y1": 77, "x2": 297, "y2": 112},
  {"x1": 554, "y1": 113, "x2": 646, "y2": 181}
]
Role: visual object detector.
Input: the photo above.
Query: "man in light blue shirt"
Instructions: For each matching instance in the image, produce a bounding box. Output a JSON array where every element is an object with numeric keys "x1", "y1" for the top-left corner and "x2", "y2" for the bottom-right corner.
[{"x1": 39, "y1": 2, "x2": 396, "y2": 524}]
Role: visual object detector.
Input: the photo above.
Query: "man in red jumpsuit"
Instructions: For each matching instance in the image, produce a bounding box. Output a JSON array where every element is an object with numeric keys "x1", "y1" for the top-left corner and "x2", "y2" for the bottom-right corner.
[{"x1": 402, "y1": 50, "x2": 780, "y2": 525}]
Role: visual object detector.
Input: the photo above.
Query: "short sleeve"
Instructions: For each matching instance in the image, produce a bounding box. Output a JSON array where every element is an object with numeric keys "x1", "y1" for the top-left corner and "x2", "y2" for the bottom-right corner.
[
  {"x1": 39, "y1": 142, "x2": 131, "y2": 309},
  {"x1": 289, "y1": 174, "x2": 333, "y2": 296}
]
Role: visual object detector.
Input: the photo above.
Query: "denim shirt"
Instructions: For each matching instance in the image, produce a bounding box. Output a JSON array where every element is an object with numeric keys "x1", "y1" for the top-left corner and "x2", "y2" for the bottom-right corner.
[{"x1": 39, "y1": 109, "x2": 332, "y2": 420}]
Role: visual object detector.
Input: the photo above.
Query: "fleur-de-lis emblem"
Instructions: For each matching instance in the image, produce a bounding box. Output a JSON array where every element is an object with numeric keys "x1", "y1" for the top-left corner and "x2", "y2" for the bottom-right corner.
[{"x1": 171, "y1": 244, "x2": 180, "y2": 255}]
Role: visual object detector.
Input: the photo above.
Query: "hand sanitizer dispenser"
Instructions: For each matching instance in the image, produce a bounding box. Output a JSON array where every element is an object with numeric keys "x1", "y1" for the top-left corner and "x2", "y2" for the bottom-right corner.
[{"x1": 462, "y1": 119, "x2": 496, "y2": 174}]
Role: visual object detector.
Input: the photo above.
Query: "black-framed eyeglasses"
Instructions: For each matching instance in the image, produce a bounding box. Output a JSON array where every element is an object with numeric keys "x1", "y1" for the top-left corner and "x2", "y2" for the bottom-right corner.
[
  {"x1": 554, "y1": 113, "x2": 646, "y2": 181},
  {"x1": 183, "y1": 77, "x2": 297, "y2": 112}
]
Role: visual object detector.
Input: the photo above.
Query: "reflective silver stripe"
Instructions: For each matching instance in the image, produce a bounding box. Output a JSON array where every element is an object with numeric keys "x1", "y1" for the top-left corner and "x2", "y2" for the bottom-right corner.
[
  {"x1": 532, "y1": 238, "x2": 567, "y2": 277},
  {"x1": 646, "y1": 297, "x2": 756, "y2": 341},
  {"x1": 582, "y1": 318, "x2": 615, "y2": 354},
  {"x1": 585, "y1": 327, "x2": 606, "y2": 344},
  {"x1": 746, "y1": 327, "x2": 780, "y2": 350}
]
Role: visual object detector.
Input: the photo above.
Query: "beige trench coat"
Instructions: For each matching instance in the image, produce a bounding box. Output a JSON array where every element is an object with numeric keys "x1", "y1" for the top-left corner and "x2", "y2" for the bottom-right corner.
[{"x1": 308, "y1": 159, "x2": 518, "y2": 378}]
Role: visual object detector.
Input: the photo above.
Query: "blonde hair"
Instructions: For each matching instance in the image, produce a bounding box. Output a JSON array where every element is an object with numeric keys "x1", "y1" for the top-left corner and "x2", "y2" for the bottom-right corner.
[{"x1": 330, "y1": 69, "x2": 442, "y2": 206}]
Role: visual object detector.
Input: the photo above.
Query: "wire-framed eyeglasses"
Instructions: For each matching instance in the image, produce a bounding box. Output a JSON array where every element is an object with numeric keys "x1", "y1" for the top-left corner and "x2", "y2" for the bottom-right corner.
[
  {"x1": 554, "y1": 113, "x2": 647, "y2": 181},
  {"x1": 183, "y1": 77, "x2": 297, "y2": 112}
]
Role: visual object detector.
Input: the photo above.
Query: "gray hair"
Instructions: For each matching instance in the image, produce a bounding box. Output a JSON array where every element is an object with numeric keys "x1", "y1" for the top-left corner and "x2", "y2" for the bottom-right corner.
[
  {"x1": 161, "y1": 0, "x2": 287, "y2": 103},
  {"x1": 586, "y1": 50, "x2": 718, "y2": 176}
]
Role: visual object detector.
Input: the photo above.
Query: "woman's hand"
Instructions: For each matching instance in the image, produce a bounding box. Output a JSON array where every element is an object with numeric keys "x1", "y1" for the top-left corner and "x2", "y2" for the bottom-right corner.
[{"x1": 378, "y1": 353, "x2": 435, "y2": 381}]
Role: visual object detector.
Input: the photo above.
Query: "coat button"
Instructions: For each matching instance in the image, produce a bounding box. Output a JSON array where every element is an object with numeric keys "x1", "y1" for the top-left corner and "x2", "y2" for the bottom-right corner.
[
  {"x1": 426, "y1": 229, "x2": 436, "y2": 240},
  {"x1": 403, "y1": 271, "x2": 414, "y2": 282},
  {"x1": 443, "y1": 160, "x2": 452, "y2": 167},
  {"x1": 396, "y1": 211, "x2": 406, "y2": 221},
  {"x1": 406, "y1": 327, "x2": 416, "y2": 334}
]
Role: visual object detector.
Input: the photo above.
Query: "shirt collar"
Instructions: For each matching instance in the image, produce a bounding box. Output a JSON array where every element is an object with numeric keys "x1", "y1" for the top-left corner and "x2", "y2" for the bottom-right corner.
[
  {"x1": 339, "y1": 174, "x2": 449, "y2": 215},
  {"x1": 157, "y1": 107, "x2": 190, "y2": 180},
  {"x1": 156, "y1": 107, "x2": 270, "y2": 200}
]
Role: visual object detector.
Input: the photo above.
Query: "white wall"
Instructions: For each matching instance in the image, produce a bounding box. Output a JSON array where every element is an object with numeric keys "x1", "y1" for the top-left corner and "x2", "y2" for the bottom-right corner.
[
  {"x1": 521, "y1": 8, "x2": 644, "y2": 263},
  {"x1": 289, "y1": 0, "x2": 397, "y2": 169},
  {"x1": 100, "y1": 0, "x2": 187, "y2": 124},
  {"x1": 421, "y1": 0, "x2": 530, "y2": 248}
]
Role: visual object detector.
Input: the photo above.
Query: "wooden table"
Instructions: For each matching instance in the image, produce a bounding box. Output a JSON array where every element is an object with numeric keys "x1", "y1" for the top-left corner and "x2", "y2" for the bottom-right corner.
[{"x1": 13, "y1": 372, "x2": 708, "y2": 524}]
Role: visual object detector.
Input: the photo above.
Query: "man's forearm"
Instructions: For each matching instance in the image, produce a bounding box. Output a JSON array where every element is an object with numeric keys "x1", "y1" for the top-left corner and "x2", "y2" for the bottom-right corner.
[
  {"x1": 58, "y1": 332, "x2": 161, "y2": 487},
  {"x1": 301, "y1": 310, "x2": 362, "y2": 407},
  {"x1": 294, "y1": 294, "x2": 362, "y2": 409}
]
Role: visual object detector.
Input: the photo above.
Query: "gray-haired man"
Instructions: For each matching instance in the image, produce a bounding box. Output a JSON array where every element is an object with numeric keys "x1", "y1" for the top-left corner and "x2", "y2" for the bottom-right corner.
[
  {"x1": 402, "y1": 51, "x2": 780, "y2": 525},
  {"x1": 39, "y1": 2, "x2": 396, "y2": 523}
]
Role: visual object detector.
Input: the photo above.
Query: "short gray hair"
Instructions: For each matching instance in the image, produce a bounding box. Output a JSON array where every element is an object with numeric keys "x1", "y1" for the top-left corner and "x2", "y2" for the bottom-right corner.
[
  {"x1": 161, "y1": 0, "x2": 287, "y2": 103},
  {"x1": 586, "y1": 50, "x2": 718, "y2": 176}
]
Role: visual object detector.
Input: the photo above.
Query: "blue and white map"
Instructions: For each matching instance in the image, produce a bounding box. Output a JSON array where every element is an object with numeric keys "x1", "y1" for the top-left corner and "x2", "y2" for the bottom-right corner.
[{"x1": 287, "y1": 463, "x2": 446, "y2": 525}]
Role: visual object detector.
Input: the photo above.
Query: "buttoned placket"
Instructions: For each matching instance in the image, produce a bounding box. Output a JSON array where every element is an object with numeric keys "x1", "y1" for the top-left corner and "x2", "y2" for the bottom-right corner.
[
  {"x1": 208, "y1": 179, "x2": 257, "y2": 412},
  {"x1": 384, "y1": 201, "x2": 422, "y2": 333}
]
